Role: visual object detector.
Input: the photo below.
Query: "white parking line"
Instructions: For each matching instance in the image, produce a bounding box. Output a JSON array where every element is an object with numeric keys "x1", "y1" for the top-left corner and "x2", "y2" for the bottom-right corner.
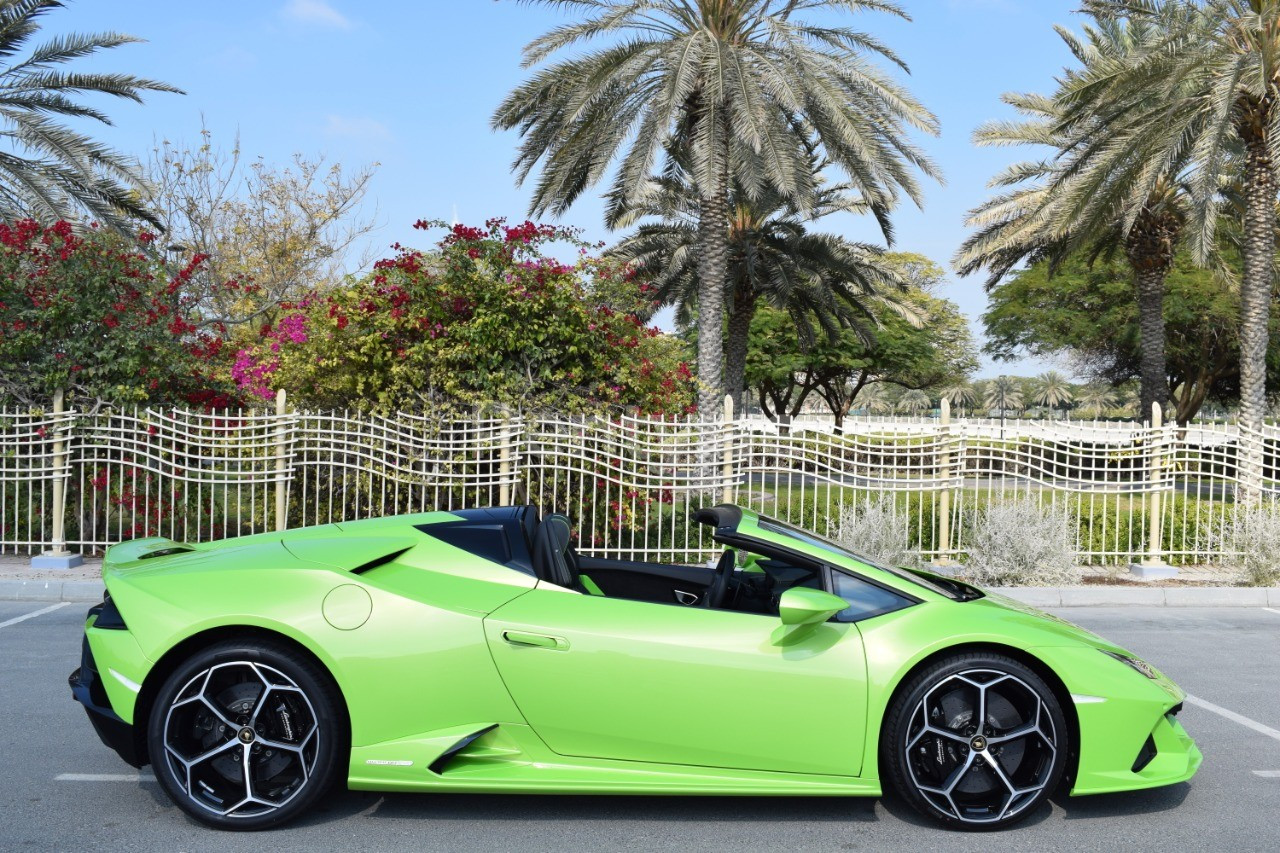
[
  {"x1": 0, "y1": 601, "x2": 69, "y2": 629},
  {"x1": 1185, "y1": 695, "x2": 1280, "y2": 744},
  {"x1": 55, "y1": 773, "x2": 155, "y2": 783},
  {"x1": 1264, "y1": 608, "x2": 1280, "y2": 616},
  {"x1": 1253, "y1": 771, "x2": 1280, "y2": 778}
]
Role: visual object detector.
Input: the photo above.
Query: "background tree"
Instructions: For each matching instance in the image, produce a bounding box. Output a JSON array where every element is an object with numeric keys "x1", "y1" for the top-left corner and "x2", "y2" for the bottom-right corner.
[
  {"x1": 139, "y1": 128, "x2": 379, "y2": 332},
  {"x1": 984, "y1": 375, "x2": 1024, "y2": 417},
  {"x1": 1076, "y1": 384, "x2": 1118, "y2": 419},
  {"x1": 1033, "y1": 370, "x2": 1075, "y2": 418},
  {"x1": 957, "y1": 14, "x2": 1192, "y2": 419},
  {"x1": 494, "y1": 0, "x2": 938, "y2": 415},
  {"x1": 0, "y1": 0, "x2": 180, "y2": 231},
  {"x1": 742, "y1": 306, "x2": 820, "y2": 425},
  {"x1": 609, "y1": 166, "x2": 906, "y2": 416},
  {"x1": 745, "y1": 284, "x2": 976, "y2": 430},
  {"x1": 1077, "y1": 0, "x2": 1280, "y2": 434},
  {"x1": 940, "y1": 380, "x2": 977, "y2": 416},
  {"x1": 855, "y1": 383, "x2": 894, "y2": 416},
  {"x1": 896, "y1": 388, "x2": 931, "y2": 416},
  {"x1": 983, "y1": 249, "x2": 1265, "y2": 423}
]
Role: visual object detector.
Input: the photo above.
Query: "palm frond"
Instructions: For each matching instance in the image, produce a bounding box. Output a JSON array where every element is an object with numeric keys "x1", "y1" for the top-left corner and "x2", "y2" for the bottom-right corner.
[{"x1": 0, "y1": 0, "x2": 179, "y2": 229}]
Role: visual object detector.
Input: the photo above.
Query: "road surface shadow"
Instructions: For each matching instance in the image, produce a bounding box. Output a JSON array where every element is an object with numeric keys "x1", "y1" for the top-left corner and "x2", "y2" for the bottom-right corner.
[
  {"x1": 1053, "y1": 782, "x2": 1190, "y2": 821},
  {"x1": 299, "y1": 790, "x2": 879, "y2": 827},
  {"x1": 150, "y1": 779, "x2": 1191, "y2": 831}
]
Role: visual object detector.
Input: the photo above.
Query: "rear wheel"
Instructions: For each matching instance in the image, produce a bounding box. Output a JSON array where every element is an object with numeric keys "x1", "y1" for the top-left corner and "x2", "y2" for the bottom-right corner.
[
  {"x1": 146, "y1": 639, "x2": 346, "y2": 830},
  {"x1": 882, "y1": 652, "x2": 1068, "y2": 829}
]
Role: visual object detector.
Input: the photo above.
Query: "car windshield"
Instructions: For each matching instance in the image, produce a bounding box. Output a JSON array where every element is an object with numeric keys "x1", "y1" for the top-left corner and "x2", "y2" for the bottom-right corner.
[{"x1": 754, "y1": 515, "x2": 965, "y2": 601}]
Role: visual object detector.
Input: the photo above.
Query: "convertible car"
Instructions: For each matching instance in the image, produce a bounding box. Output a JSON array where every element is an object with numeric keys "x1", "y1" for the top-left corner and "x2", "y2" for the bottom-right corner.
[{"x1": 70, "y1": 504, "x2": 1200, "y2": 830}]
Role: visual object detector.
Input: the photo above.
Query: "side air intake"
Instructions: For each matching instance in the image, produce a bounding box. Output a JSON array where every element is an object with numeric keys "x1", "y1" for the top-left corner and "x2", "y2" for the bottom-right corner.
[{"x1": 428, "y1": 725, "x2": 499, "y2": 775}]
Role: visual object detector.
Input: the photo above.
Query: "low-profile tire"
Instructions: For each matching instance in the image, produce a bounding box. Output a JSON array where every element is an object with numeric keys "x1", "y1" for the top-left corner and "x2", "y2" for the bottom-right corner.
[
  {"x1": 146, "y1": 638, "x2": 346, "y2": 830},
  {"x1": 881, "y1": 652, "x2": 1068, "y2": 830}
]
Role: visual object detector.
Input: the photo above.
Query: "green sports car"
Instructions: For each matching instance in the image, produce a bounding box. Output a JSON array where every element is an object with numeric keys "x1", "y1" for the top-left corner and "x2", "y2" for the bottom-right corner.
[{"x1": 69, "y1": 504, "x2": 1200, "y2": 830}]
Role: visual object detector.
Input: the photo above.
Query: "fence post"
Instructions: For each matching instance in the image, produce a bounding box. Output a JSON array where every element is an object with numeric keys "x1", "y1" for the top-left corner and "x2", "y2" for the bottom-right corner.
[
  {"x1": 275, "y1": 389, "x2": 288, "y2": 532},
  {"x1": 721, "y1": 394, "x2": 736, "y2": 505},
  {"x1": 934, "y1": 397, "x2": 952, "y2": 566},
  {"x1": 32, "y1": 388, "x2": 82, "y2": 568},
  {"x1": 499, "y1": 415, "x2": 513, "y2": 507},
  {"x1": 1133, "y1": 402, "x2": 1174, "y2": 577}
]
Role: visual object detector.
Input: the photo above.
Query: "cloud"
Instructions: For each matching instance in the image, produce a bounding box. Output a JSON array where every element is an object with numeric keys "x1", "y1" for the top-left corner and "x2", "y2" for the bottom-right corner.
[
  {"x1": 282, "y1": 0, "x2": 351, "y2": 29},
  {"x1": 323, "y1": 114, "x2": 392, "y2": 143}
]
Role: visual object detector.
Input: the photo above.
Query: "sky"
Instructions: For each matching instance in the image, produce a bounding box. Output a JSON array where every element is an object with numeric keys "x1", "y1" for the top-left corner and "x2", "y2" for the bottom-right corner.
[{"x1": 51, "y1": 0, "x2": 1086, "y2": 378}]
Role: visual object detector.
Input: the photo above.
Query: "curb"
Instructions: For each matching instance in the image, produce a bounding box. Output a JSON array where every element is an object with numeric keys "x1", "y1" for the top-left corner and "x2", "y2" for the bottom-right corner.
[
  {"x1": 1, "y1": 579, "x2": 1278, "y2": 607},
  {"x1": 991, "y1": 586, "x2": 1280, "y2": 608},
  {"x1": 0, "y1": 579, "x2": 105, "y2": 602}
]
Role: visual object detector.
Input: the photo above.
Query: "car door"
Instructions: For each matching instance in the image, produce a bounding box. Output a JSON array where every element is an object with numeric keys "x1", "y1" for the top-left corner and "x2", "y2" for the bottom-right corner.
[{"x1": 483, "y1": 583, "x2": 869, "y2": 777}]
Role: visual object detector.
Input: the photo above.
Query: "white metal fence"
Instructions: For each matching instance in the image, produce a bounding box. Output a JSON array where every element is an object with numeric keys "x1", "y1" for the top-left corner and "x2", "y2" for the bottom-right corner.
[{"x1": 3, "y1": 395, "x2": 1278, "y2": 565}]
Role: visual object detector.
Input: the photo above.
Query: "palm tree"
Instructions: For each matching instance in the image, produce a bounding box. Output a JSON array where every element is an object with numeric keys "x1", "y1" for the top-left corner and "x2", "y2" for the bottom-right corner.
[
  {"x1": 897, "y1": 388, "x2": 931, "y2": 417},
  {"x1": 1120, "y1": 384, "x2": 1143, "y2": 418},
  {"x1": 0, "y1": 0, "x2": 180, "y2": 229},
  {"x1": 940, "y1": 380, "x2": 977, "y2": 416},
  {"x1": 1076, "y1": 1, "x2": 1280, "y2": 435},
  {"x1": 494, "y1": 0, "x2": 938, "y2": 415},
  {"x1": 609, "y1": 164, "x2": 907, "y2": 416},
  {"x1": 854, "y1": 383, "x2": 892, "y2": 416},
  {"x1": 984, "y1": 375, "x2": 1024, "y2": 417},
  {"x1": 1033, "y1": 371, "x2": 1075, "y2": 419},
  {"x1": 957, "y1": 15, "x2": 1191, "y2": 421},
  {"x1": 1076, "y1": 384, "x2": 1118, "y2": 419}
]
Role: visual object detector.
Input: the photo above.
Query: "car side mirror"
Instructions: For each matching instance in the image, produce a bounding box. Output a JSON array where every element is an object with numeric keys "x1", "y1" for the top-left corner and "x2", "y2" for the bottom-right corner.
[{"x1": 779, "y1": 588, "x2": 848, "y2": 626}]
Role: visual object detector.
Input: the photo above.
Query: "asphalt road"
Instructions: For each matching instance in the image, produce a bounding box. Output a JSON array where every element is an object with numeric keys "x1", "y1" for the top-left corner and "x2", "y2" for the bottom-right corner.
[{"x1": 2, "y1": 602, "x2": 1278, "y2": 852}]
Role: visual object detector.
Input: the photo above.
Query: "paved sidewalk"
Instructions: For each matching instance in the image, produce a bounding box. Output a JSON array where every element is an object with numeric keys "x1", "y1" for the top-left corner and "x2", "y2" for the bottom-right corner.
[{"x1": 0, "y1": 555, "x2": 103, "y2": 602}]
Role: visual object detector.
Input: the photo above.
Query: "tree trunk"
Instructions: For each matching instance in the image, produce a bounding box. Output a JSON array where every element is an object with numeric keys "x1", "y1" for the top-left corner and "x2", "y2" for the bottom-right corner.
[
  {"x1": 1173, "y1": 372, "x2": 1212, "y2": 426},
  {"x1": 1239, "y1": 129, "x2": 1276, "y2": 433},
  {"x1": 1133, "y1": 266, "x2": 1169, "y2": 422},
  {"x1": 694, "y1": 113, "x2": 730, "y2": 418},
  {"x1": 1236, "y1": 111, "x2": 1276, "y2": 503},
  {"x1": 723, "y1": 292, "x2": 756, "y2": 419},
  {"x1": 1124, "y1": 206, "x2": 1177, "y2": 423}
]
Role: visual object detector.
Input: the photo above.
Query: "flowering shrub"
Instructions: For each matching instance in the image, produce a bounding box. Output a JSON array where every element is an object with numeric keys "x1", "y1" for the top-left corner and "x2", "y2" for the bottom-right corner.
[
  {"x1": 0, "y1": 219, "x2": 234, "y2": 407},
  {"x1": 231, "y1": 218, "x2": 695, "y2": 414}
]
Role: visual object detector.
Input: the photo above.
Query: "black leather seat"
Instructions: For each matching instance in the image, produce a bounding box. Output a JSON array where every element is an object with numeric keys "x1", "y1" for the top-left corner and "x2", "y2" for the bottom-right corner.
[
  {"x1": 516, "y1": 504, "x2": 541, "y2": 553},
  {"x1": 532, "y1": 513, "x2": 578, "y2": 590}
]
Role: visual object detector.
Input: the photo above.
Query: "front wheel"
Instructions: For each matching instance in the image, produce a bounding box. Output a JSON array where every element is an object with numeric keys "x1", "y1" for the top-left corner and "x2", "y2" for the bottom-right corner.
[
  {"x1": 881, "y1": 652, "x2": 1068, "y2": 829},
  {"x1": 146, "y1": 639, "x2": 346, "y2": 830}
]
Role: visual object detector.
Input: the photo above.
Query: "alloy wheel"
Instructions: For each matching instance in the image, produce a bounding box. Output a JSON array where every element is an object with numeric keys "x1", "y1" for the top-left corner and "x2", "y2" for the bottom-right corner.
[
  {"x1": 161, "y1": 660, "x2": 321, "y2": 819},
  {"x1": 902, "y1": 668, "x2": 1058, "y2": 825}
]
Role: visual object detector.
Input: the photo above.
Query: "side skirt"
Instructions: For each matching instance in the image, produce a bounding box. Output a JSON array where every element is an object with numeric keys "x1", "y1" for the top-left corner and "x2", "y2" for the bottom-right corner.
[{"x1": 349, "y1": 722, "x2": 880, "y2": 797}]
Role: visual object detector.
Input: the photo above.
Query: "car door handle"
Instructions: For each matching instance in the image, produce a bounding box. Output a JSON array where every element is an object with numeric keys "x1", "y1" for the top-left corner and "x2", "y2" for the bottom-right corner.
[{"x1": 502, "y1": 630, "x2": 567, "y2": 650}]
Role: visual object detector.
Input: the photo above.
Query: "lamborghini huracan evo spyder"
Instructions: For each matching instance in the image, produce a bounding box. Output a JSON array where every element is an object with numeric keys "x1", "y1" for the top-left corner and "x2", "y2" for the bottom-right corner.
[{"x1": 69, "y1": 504, "x2": 1200, "y2": 831}]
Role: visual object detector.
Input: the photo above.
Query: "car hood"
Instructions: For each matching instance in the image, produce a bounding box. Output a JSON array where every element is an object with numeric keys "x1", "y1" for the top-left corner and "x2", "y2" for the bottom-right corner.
[{"x1": 966, "y1": 589, "x2": 1134, "y2": 656}]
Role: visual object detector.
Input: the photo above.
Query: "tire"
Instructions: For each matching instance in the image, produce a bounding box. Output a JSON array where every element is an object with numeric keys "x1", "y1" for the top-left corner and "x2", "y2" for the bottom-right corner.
[
  {"x1": 146, "y1": 639, "x2": 347, "y2": 830},
  {"x1": 881, "y1": 652, "x2": 1068, "y2": 830}
]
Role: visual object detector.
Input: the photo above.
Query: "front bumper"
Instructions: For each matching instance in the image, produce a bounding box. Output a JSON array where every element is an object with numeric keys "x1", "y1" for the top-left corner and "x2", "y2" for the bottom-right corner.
[
  {"x1": 1033, "y1": 645, "x2": 1202, "y2": 796},
  {"x1": 1071, "y1": 701, "x2": 1202, "y2": 795},
  {"x1": 69, "y1": 608, "x2": 144, "y2": 768}
]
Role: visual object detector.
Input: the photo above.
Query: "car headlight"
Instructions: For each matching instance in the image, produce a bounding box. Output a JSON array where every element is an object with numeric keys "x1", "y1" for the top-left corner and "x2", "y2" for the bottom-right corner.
[{"x1": 1100, "y1": 649, "x2": 1158, "y2": 679}]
